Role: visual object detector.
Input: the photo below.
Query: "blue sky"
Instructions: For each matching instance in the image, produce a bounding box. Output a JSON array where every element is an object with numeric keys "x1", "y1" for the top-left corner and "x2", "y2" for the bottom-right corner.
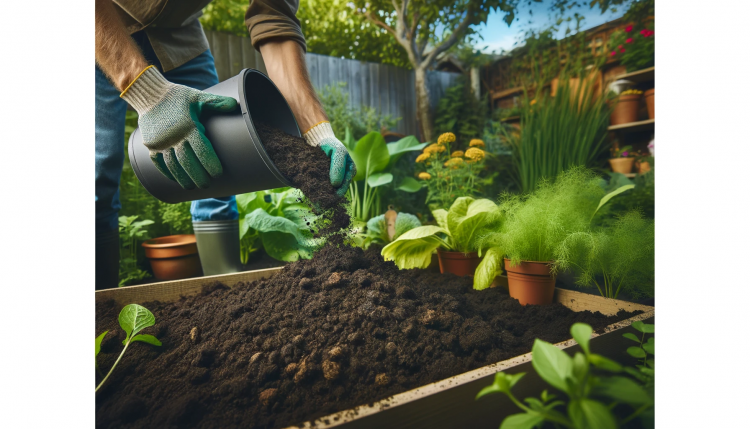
[{"x1": 473, "y1": 2, "x2": 625, "y2": 54}]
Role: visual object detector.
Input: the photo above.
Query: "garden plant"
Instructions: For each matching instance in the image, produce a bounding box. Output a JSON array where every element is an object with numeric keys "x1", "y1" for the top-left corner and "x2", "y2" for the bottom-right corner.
[{"x1": 356, "y1": 210, "x2": 422, "y2": 249}]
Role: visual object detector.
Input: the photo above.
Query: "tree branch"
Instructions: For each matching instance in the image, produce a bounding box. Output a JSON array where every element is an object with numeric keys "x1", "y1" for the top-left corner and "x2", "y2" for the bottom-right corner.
[
  {"x1": 363, "y1": 11, "x2": 399, "y2": 41},
  {"x1": 421, "y1": 7, "x2": 476, "y2": 68}
]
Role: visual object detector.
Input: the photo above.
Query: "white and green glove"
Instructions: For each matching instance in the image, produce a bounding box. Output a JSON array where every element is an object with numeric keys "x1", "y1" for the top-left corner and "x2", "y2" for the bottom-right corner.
[
  {"x1": 303, "y1": 122, "x2": 356, "y2": 197},
  {"x1": 121, "y1": 66, "x2": 238, "y2": 189}
]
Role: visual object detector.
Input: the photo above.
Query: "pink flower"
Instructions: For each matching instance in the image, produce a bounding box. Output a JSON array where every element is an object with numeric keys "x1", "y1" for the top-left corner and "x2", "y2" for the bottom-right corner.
[
  {"x1": 618, "y1": 45, "x2": 623, "y2": 50},
  {"x1": 625, "y1": 25, "x2": 633, "y2": 33},
  {"x1": 640, "y1": 29, "x2": 648, "y2": 36},
  {"x1": 620, "y1": 48, "x2": 626, "y2": 53},
  {"x1": 610, "y1": 51, "x2": 616, "y2": 57},
  {"x1": 644, "y1": 30, "x2": 654, "y2": 37},
  {"x1": 621, "y1": 151, "x2": 629, "y2": 157},
  {"x1": 626, "y1": 37, "x2": 633, "y2": 44}
]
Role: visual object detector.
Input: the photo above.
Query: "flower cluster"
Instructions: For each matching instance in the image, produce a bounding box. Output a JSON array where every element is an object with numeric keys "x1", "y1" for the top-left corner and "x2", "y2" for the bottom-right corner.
[
  {"x1": 608, "y1": 23, "x2": 655, "y2": 70},
  {"x1": 620, "y1": 89, "x2": 643, "y2": 96}
]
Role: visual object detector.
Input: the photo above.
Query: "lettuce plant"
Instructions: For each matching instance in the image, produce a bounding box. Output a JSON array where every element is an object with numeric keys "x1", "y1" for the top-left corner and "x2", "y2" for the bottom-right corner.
[
  {"x1": 236, "y1": 188, "x2": 322, "y2": 262},
  {"x1": 381, "y1": 197, "x2": 496, "y2": 269},
  {"x1": 476, "y1": 322, "x2": 654, "y2": 429},
  {"x1": 96, "y1": 304, "x2": 161, "y2": 392},
  {"x1": 360, "y1": 211, "x2": 421, "y2": 249}
]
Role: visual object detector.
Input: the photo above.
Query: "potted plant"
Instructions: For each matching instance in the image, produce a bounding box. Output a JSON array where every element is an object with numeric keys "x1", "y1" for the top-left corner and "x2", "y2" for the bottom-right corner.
[
  {"x1": 381, "y1": 196, "x2": 497, "y2": 276},
  {"x1": 609, "y1": 23, "x2": 655, "y2": 72},
  {"x1": 610, "y1": 89, "x2": 642, "y2": 125},
  {"x1": 644, "y1": 88, "x2": 655, "y2": 119},
  {"x1": 472, "y1": 168, "x2": 634, "y2": 305},
  {"x1": 634, "y1": 150, "x2": 652, "y2": 174},
  {"x1": 609, "y1": 145, "x2": 635, "y2": 174}
]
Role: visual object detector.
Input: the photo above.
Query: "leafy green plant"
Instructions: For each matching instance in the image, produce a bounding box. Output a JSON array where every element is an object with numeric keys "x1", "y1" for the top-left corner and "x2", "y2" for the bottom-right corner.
[
  {"x1": 96, "y1": 304, "x2": 162, "y2": 392},
  {"x1": 158, "y1": 201, "x2": 193, "y2": 235},
  {"x1": 359, "y1": 211, "x2": 421, "y2": 249},
  {"x1": 381, "y1": 197, "x2": 496, "y2": 269},
  {"x1": 236, "y1": 188, "x2": 321, "y2": 262},
  {"x1": 433, "y1": 77, "x2": 488, "y2": 147},
  {"x1": 343, "y1": 131, "x2": 427, "y2": 222},
  {"x1": 595, "y1": 171, "x2": 654, "y2": 227},
  {"x1": 476, "y1": 322, "x2": 654, "y2": 429},
  {"x1": 609, "y1": 23, "x2": 655, "y2": 71},
  {"x1": 555, "y1": 211, "x2": 654, "y2": 299},
  {"x1": 622, "y1": 320, "x2": 655, "y2": 394},
  {"x1": 501, "y1": 78, "x2": 614, "y2": 193},
  {"x1": 118, "y1": 215, "x2": 154, "y2": 286},
  {"x1": 473, "y1": 168, "x2": 634, "y2": 291},
  {"x1": 318, "y1": 82, "x2": 400, "y2": 140}
]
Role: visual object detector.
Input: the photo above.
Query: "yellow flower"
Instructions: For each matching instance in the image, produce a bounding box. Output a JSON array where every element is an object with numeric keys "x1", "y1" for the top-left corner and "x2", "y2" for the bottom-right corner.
[
  {"x1": 469, "y1": 139, "x2": 485, "y2": 148},
  {"x1": 530, "y1": 99, "x2": 537, "y2": 106},
  {"x1": 465, "y1": 147, "x2": 485, "y2": 162},
  {"x1": 450, "y1": 150, "x2": 464, "y2": 158},
  {"x1": 418, "y1": 172, "x2": 431, "y2": 180},
  {"x1": 444, "y1": 158, "x2": 465, "y2": 169},
  {"x1": 415, "y1": 153, "x2": 430, "y2": 163},
  {"x1": 424, "y1": 143, "x2": 446, "y2": 155},
  {"x1": 437, "y1": 132, "x2": 456, "y2": 145}
]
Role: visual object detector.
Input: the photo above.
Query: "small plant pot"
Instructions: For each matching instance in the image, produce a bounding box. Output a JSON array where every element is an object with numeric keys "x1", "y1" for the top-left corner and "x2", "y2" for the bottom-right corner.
[
  {"x1": 504, "y1": 259, "x2": 556, "y2": 305},
  {"x1": 610, "y1": 94, "x2": 641, "y2": 125},
  {"x1": 636, "y1": 160, "x2": 651, "y2": 174},
  {"x1": 609, "y1": 157, "x2": 635, "y2": 174},
  {"x1": 142, "y1": 235, "x2": 203, "y2": 281},
  {"x1": 644, "y1": 88, "x2": 655, "y2": 119},
  {"x1": 437, "y1": 249, "x2": 481, "y2": 277}
]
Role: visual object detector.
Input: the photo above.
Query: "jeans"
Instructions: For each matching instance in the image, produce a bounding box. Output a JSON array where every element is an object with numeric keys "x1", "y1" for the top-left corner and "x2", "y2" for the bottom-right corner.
[{"x1": 95, "y1": 33, "x2": 238, "y2": 234}]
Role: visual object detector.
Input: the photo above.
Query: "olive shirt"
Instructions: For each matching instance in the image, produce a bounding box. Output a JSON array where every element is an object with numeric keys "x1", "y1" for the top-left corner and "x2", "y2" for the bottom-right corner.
[{"x1": 112, "y1": 0, "x2": 305, "y2": 72}]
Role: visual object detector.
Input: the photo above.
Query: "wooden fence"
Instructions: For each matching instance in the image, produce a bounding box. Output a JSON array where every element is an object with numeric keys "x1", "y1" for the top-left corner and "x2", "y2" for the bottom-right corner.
[{"x1": 205, "y1": 31, "x2": 461, "y2": 137}]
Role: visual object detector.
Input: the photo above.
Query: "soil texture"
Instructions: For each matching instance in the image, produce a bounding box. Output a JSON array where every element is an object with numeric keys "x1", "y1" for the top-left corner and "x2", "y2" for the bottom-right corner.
[{"x1": 96, "y1": 244, "x2": 639, "y2": 429}]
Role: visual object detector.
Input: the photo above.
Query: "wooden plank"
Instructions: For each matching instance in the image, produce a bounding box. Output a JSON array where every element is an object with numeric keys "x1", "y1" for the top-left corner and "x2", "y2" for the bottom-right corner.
[
  {"x1": 350, "y1": 61, "x2": 362, "y2": 112},
  {"x1": 305, "y1": 54, "x2": 319, "y2": 90},
  {"x1": 211, "y1": 32, "x2": 231, "y2": 82},
  {"x1": 370, "y1": 62, "x2": 380, "y2": 114},
  {"x1": 227, "y1": 34, "x2": 244, "y2": 77},
  {"x1": 608, "y1": 118, "x2": 655, "y2": 133},
  {"x1": 254, "y1": 48, "x2": 267, "y2": 75},
  {"x1": 613, "y1": 66, "x2": 654, "y2": 84},
  {"x1": 241, "y1": 37, "x2": 256, "y2": 70}
]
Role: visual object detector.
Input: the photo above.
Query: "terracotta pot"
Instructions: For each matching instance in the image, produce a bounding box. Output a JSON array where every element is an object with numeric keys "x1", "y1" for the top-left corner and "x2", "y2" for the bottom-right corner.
[
  {"x1": 610, "y1": 94, "x2": 641, "y2": 125},
  {"x1": 437, "y1": 249, "x2": 481, "y2": 277},
  {"x1": 504, "y1": 259, "x2": 556, "y2": 305},
  {"x1": 644, "y1": 88, "x2": 654, "y2": 119},
  {"x1": 142, "y1": 234, "x2": 203, "y2": 281},
  {"x1": 609, "y1": 157, "x2": 635, "y2": 174},
  {"x1": 636, "y1": 160, "x2": 651, "y2": 174}
]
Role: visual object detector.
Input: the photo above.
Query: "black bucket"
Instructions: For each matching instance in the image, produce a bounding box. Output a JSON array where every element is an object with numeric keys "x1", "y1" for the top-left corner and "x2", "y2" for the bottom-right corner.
[{"x1": 128, "y1": 69, "x2": 298, "y2": 203}]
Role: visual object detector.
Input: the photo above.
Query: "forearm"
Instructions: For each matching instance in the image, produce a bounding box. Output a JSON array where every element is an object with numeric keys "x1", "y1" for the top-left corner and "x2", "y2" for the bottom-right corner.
[
  {"x1": 95, "y1": 0, "x2": 148, "y2": 91},
  {"x1": 259, "y1": 39, "x2": 326, "y2": 132}
]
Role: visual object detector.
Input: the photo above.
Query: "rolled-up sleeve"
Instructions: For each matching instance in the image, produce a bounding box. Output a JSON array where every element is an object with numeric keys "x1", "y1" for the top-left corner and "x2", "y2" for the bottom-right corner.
[{"x1": 245, "y1": 0, "x2": 306, "y2": 52}]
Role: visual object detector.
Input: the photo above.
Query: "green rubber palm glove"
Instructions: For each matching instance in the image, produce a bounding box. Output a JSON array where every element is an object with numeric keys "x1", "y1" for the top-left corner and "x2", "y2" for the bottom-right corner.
[
  {"x1": 304, "y1": 122, "x2": 356, "y2": 197},
  {"x1": 121, "y1": 66, "x2": 238, "y2": 189}
]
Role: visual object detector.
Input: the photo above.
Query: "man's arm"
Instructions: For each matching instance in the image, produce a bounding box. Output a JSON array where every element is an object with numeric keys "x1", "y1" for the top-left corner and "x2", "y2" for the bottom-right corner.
[
  {"x1": 95, "y1": 0, "x2": 148, "y2": 91},
  {"x1": 258, "y1": 40, "x2": 326, "y2": 132}
]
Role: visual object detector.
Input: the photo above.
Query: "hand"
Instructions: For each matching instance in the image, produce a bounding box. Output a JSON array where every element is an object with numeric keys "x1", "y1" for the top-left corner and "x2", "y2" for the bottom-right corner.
[
  {"x1": 304, "y1": 122, "x2": 356, "y2": 197},
  {"x1": 121, "y1": 66, "x2": 238, "y2": 189}
]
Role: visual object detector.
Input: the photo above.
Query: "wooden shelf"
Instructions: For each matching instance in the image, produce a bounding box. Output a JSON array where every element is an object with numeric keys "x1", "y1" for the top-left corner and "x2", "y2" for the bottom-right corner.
[
  {"x1": 491, "y1": 86, "x2": 524, "y2": 101},
  {"x1": 500, "y1": 115, "x2": 520, "y2": 123},
  {"x1": 613, "y1": 67, "x2": 654, "y2": 84},
  {"x1": 608, "y1": 118, "x2": 654, "y2": 133}
]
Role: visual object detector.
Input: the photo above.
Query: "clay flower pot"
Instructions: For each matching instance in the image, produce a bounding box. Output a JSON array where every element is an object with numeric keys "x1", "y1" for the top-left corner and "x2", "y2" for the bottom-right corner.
[
  {"x1": 504, "y1": 259, "x2": 556, "y2": 305},
  {"x1": 636, "y1": 160, "x2": 651, "y2": 174},
  {"x1": 609, "y1": 157, "x2": 635, "y2": 174},
  {"x1": 437, "y1": 249, "x2": 482, "y2": 277},
  {"x1": 644, "y1": 88, "x2": 655, "y2": 119},
  {"x1": 142, "y1": 234, "x2": 203, "y2": 281},
  {"x1": 610, "y1": 93, "x2": 641, "y2": 125}
]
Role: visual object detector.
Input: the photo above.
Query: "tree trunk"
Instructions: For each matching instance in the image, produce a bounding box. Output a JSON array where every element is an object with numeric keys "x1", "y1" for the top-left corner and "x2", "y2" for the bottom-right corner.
[{"x1": 414, "y1": 66, "x2": 434, "y2": 142}]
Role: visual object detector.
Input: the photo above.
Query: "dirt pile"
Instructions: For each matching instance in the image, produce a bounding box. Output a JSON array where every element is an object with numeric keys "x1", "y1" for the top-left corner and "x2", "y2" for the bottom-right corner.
[{"x1": 95, "y1": 243, "x2": 638, "y2": 429}]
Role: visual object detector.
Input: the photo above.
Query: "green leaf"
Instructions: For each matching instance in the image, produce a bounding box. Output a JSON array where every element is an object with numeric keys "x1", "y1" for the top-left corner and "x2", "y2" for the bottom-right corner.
[
  {"x1": 591, "y1": 184, "x2": 635, "y2": 220},
  {"x1": 588, "y1": 353, "x2": 623, "y2": 372},
  {"x1": 119, "y1": 304, "x2": 156, "y2": 340},
  {"x1": 473, "y1": 247, "x2": 504, "y2": 291},
  {"x1": 95, "y1": 331, "x2": 108, "y2": 358},
  {"x1": 570, "y1": 323, "x2": 593, "y2": 355},
  {"x1": 124, "y1": 334, "x2": 162, "y2": 347},
  {"x1": 572, "y1": 352, "x2": 588, "y2": 383},
  {"x1": 367, "y1": 172, "x2": 394, "y2": 188},
  {"x1": 568, "y1": 399, "x2": 617, "y2": 429},
  {"x1": 396, "y1": 177, "x2": 422, "y2": 192},
  {"x1": 632, "y1": 321, "x2": 655, "y2": 333},
  {"x1": 627, "y1": 346, "x2": 647, "y2": 359},
  {"x1": 342, "y1": 127, "x2": 356, "y2": 151},
  {"x1": 235, "y1": 192, "x2": 258, "y2": 212},
  {"x1": 394, "y1": 213, "x2": 422, "y2": 239},
  {"x1": 475, "y1": 384, "x2": 502, "y2": 400},
  {"x1": 642, "y1": 337, "x2": 654, "y2": 355},
  {"x1": 531, "y1": 339, "x2": 573, "y2": 394},
  {"x1": 381, "y1": 225, "x2": 448, "y2": 269},
  {"x1": 282, "y1": 204, "x2": 317, "y2": 231},
  {"x1": 446, "y1": 197, "x2": 496, "y2": 252},
  {"x1": 245, "y1": 209, "x2": 313, "y2": 246},
  {"x1": 350, "y1": 131, "x2": 390, "y2": 181},
  {"x1": 263, "y1": 231, "x2": 316, "y2": 262},
  {"x1": 593, "y1": 376, "x2": 653, "y2": 406},
  {"x1": 386, "y1": 135, "x2": 427, "y2": 165},
  {"x1": 624, "y1": 366, "x2": 648, "y2": 382},
  {"x1": 432, "y1": 209, "x2": 449, "y2": 230},
  {"x1": 622, "y1": 332, "x2": 641, "y2": 342},
  {"x1": 499, "y1": 412, "x2": 545, "y2": 429}
]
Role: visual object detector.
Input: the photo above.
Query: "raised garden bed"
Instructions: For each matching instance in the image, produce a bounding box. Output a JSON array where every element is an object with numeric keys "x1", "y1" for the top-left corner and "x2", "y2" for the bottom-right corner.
[{"x1": 95, "y1": 245, "x2": 653, "y2": 428}]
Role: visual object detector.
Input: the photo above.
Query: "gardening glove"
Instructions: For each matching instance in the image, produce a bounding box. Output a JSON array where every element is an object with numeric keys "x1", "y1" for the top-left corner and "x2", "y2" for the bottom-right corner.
[
  {"x1": 120, "y1": 66, "x2": 238, "y2": 190},
  {"x1": 303, "y1": 121, "x2": 356, "y2": 197}
]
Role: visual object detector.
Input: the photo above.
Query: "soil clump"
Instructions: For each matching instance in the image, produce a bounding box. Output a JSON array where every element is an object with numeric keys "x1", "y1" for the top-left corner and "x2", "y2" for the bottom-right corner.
[{"x1": 95, "y1": 244, "x2": 639, "y2": 429}]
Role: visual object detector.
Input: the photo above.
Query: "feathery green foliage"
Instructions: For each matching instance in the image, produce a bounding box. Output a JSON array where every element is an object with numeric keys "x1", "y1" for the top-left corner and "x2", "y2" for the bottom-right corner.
[
  {"x1": 502, "y1": 78, "x2": 614, "y2": 193},
  {"x1": 555, "y1": 211, "x2": 655, "y2": 299}
]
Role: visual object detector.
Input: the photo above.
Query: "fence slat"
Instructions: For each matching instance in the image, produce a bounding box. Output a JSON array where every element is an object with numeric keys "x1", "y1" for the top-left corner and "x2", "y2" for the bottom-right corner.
[
  {"x1": 212, "y1": 32, "x2": 231, "y2": 81},
  {"x1": 228, "y1": 35, "x2": 243, "y2": 77}
]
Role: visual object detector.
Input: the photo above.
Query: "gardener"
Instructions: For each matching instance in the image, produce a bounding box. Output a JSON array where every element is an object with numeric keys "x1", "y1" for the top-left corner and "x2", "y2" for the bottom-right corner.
[{"x1": 95, "y1": 0, "x2": 355, "y2": 289}]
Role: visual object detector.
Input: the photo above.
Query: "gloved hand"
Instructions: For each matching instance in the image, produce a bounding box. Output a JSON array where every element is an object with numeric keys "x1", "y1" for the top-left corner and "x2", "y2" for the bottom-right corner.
[
  {"x1": 121, "y1": 66, "x2": 238, "y2": 189},
  {"x1": 303, "y1": 122, "x2": 356, "y2": 197}
]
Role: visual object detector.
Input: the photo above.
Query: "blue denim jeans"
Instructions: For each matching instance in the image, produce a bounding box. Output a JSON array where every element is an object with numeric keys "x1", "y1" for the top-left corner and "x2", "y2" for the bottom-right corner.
[{"x1": 95, "y1": 34, "x2": 238, "y2": 233}]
